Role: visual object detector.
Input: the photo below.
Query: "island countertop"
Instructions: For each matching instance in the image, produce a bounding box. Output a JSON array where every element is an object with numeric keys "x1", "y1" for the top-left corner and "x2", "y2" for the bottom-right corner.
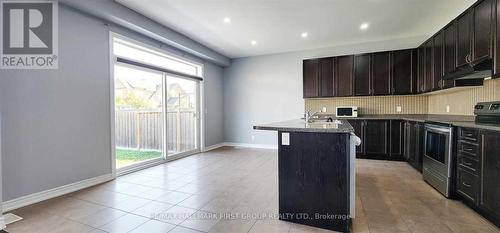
[{"x1": 253, "y1": 119, "x2": 354, "y2": 133}]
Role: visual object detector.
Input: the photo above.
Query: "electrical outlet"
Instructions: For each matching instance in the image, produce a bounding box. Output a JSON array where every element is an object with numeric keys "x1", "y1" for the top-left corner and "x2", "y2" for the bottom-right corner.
[
  {"x1": 322, "y1": 107, "x2": 327, "y2": 112},
  {"x1": 281, "y1": 133, "x2": 290, "y2": 145},
  {"x1": 446, "y1": 105, "x2": 450, "y2": 113},
  {"x1": 396, "y1": 106, "x2": 402, "y2": 113},
  {"x1": 251, "y1": 135, "x2": 255, "y2": 141}
]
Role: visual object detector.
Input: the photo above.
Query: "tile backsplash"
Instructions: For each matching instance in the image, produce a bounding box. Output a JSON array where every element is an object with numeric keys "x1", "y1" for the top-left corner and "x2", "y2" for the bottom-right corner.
[
  {"x1": 305, "y1": 79, "x2": 500, "y2": 116},
  {"x1": 427, "y1": 79, "x2": 499, "y2": 115}
]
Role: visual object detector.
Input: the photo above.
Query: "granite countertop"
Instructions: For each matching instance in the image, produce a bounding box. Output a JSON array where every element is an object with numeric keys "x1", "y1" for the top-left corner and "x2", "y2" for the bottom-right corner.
[
  {"x1": 317, "y1": 114, "x2": 500, "y2": 132},
  {"x1": 253, "y1": 119, "x2": 354, "y2": 133}
]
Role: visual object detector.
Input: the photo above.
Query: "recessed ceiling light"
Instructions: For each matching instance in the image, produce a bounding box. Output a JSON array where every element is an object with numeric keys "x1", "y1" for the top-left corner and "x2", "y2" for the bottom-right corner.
[
  {"x1": 223, "y1": 17, "x2": 231, "y2": 24},
  {"x1": 360, "y1": 23, "x2": 369, "y2": 30},
  {"x1": 301, "y1": 32, "x2": 308, "y2": 38},
  {"x1": 251, "y1": 40, "x2": 257, "y2": 46}
]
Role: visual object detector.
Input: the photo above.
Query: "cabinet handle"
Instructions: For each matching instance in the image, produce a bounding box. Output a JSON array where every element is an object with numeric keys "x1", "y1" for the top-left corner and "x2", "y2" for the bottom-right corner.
[
  {"x1": 463, "y1": 182, "x2": 472, "y2": 188},
  {"x1": 464, "y1": 148, "x2": 473, "y2": 152},
  {"x1": 481, "y1": 134, "x2": 485, "y2": 202},
  {"x1": 463, "y1": 161, "x2": 473, "y2": 166}
]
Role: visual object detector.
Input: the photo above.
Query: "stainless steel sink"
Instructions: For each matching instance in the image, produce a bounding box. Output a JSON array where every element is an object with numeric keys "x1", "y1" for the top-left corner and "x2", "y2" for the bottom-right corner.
[{"x1": 306, "y1": 119, "x2": 342, "y2": 128}]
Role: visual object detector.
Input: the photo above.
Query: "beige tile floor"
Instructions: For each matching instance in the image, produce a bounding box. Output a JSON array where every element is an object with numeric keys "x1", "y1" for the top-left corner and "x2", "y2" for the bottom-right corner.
[{"x1": 5, "y1": 147, "x2": 500, "y2": 233}]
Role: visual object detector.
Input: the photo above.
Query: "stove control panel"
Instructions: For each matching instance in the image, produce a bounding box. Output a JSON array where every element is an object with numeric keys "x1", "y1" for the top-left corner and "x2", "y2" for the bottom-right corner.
[{"x1": 475, "y1": 101, "x2": 500, "y2": 116}]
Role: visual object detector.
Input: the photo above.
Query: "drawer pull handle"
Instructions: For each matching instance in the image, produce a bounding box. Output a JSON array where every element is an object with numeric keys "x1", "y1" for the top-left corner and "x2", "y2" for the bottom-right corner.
[
  {"x1": 465, "y1": 148, "x2": 473, "y2": 151},
  {"x1": 464, "y1": 161, "x2": 473, "y2": 166},
  {"x1": 463, "y1": 182, "x2": 472, "y2": 188}
]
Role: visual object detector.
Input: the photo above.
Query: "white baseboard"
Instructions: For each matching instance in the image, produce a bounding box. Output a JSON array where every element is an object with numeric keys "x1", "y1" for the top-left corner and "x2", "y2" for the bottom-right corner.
[
  {"x1": 224, "y1": 142, "x2": 278, "y2": 149},
  {"x1": 202, "y1": 143, "x2": 226, "y2": 152},
  {"x1": 0, "y1": 215, "x2": 4, "y2": 230},
  {"x1": 2, "y1": 173, "x2": 114, "y2": 213}
]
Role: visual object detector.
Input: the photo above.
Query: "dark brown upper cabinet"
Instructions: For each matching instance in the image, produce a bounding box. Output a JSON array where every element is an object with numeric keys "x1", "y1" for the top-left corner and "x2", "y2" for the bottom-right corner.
[
  {"x1": 457, "y1": 10, "x2": 472, "y2": 67},
  {"x1": 417, "y1": 47, "x2": 426, "y2": 93},
  {"x1": 443, "y1": 22, "x2": 457, "y2": 88},
  {"x1": 371, "y1": 52, "x2": 391, "y2": 95},
  {"x1": 335, "y1": 55, "x2": 354, "y2": 97},
  {"x1": 424, "y1": 39, "x2": 434, "y2": 92},
  {"x1": 433, "y1": 31, "x2": 444, "y2": 90},
  {"x1": 354, "y1": 54, "x2": 372, "y2": 96},
  {"x1": 495, "y1": 0, "x2": 500, "y2": 78},
  {"x1": 319, "y1": 58, "x2": 335, "y2": 97},
  {"x1": 303, "y1": 59, "x2": 319, "y2": 98},
  {"x1": 392, "y1": 49, "x2": 416, "y2": 95},
  {"x1": 473, "y1": 0, "x2": 493, "y2": 62}
]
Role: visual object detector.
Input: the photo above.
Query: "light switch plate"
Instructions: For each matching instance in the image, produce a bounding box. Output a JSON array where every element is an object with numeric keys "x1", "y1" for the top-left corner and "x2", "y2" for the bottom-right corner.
[
  {"x1": 322, "y1": 107, "x2": 327, "y2": 112},
  {"x1": 446, "y1": 105, "x2": 450, "y2": 113},
  {"x1": 396, "y1": 106, "x2": 402, "y2": 113},
  {"x1": 281, "y1": 132, "x2": 290, "y2": 146}
]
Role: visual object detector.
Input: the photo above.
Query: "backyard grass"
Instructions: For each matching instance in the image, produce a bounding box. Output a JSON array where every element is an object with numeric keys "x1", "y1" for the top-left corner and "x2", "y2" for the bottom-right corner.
[{"x1": 116, "y1": 149, "x2": 162, "y2": 168}]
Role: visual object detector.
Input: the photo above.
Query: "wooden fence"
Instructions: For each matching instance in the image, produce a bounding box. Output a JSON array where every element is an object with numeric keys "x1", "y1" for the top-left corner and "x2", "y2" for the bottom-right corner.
[{"x1": 115, "y1": 110, "x2": 196, "y2": 153}]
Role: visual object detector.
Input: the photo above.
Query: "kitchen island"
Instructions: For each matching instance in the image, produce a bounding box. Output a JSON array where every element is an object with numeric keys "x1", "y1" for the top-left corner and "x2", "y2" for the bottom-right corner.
[{"x1": 254, "y1": 119, "x2": 359, "y2": 233}]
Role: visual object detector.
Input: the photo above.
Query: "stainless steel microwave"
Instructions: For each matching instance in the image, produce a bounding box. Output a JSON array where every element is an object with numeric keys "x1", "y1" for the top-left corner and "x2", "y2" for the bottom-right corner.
[{"x1": 336, "y1": 106, "x2": 358, "y2": 117}]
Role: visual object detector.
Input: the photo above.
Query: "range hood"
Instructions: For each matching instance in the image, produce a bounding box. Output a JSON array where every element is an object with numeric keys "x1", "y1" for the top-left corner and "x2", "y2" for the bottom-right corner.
[{"x1": 442, "y1": 58, "x2": 492, "y2": 80}]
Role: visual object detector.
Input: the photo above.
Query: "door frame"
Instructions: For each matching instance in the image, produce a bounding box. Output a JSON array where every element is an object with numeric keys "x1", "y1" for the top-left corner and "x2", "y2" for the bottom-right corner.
[{"x1": 109, "y1": 32, "x2": 205, "y2": 177}]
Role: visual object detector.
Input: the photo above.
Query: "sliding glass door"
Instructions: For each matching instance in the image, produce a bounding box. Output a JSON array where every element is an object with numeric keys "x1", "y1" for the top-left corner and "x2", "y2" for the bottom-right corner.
[
  {"x1": 166, "y1": 75, "x2": 200, "y2": 155},
  {"x1": 112, "y1": 34, "x2": 202, "y2": 172},
  {"x1": 114, "y1": 64, "x2": 165, "y2": 169}
]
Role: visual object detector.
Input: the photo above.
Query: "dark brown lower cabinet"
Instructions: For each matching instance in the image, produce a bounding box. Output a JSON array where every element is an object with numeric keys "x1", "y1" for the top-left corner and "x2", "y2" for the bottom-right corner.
[
  {"x1": 349, "y1": 120, "x2": 402, "y2": 160},
  {"x1": 456, "y1": 128, "x2": 500, "y2": 227},
  {"x1": 348, "y1": 120, "x2": 364, "y2": 155},
  {"x1": 405, "y1": 121, "x2": 424, "y2": 171},
  {"x1": 364, "y1": 120, "x2": 390, "y2": 157},
  {"x1": 390, "y1": 120, "x2": 405, "y2": 160},
  {"x1": 478, "y1": 130, "x2": 500, "y2": 226}
]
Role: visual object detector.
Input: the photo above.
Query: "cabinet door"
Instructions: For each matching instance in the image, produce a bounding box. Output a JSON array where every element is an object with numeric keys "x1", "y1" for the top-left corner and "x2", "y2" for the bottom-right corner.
[
  {"x1": 335, "y1": 55, "x2": 354, "y2": 97},
  {"x1": 443, "y1": 22, "x2": 457, "y2": 88},
  {"x1": 319, "y1": 58, "x2": 335, "y2": 97},
  {"x1": 390, "y1": 120, "x2": 405, "y2": 160},
  {"x1": 495, "y1": 0, "x2": 500, "y2": 78},
  {"x1": 354, "y1": 54, "x2": 372, "y2": 96},
  {"x1": 417, "y1": 47, "x2": 426, "y2": 93},
  {"x1": 457, "y1": 10, "x2": 472, "y2": 67},
  {"x1": 303, "y1": 59, "x2": 319, "y2": 98},
  {"x1": 473, "y1": 0, "x2": 493, "y2": 61},
  {"x1": 348, "y1": 120, "x2": 365, "y2": 156},
  {"x1": 424, "y1": 40, "x2": 434, "y2": 92},
  {"x1": 433, "y1": 32, "x2": 444, "y2": 90},
  {"x1": 392, "y1": 49, "x2": 415, "y2": 95},
  {"x1": 479, "y1": 130, "x2": 500, "y2": 222},
  {"x1": 372, "y1": 52, "x2": 391, "y2": 95},
  {"x1": 364, "y1": 120, "x2": 390, "y2": 157}
]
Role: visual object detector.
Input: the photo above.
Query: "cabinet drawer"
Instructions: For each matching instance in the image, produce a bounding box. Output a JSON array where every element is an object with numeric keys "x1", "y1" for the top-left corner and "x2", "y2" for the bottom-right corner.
[
  {"x1": 458, "y1": 140, "x2": 479, "y2": 157},
  {"x1": 458, "y1": 155, "x2": 479, "y2": 174},
  {"x1": 458, "y1": 128, "x2": 479, "y2": 142},
  {"x1": 457, "y1": 168, "x2": 478, "y2": 203}
]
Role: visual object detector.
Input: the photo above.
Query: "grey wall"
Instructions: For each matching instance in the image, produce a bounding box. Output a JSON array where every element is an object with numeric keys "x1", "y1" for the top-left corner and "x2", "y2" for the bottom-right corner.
[
  {"x1": 223, "y1": 36, "x2": 427, "y2": 146},
  {"x1": 204, "y1": 64, "x2": 225, "y2": 147},
  {"x1": 0, "y1": 6, "x2": 111, "y2": 201},
  {"x1": 0, "y1": 6, "x2": 225, "y2": 202}
]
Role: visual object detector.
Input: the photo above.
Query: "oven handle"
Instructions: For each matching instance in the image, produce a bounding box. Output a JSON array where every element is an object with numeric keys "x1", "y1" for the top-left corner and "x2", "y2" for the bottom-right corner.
[{"x1": 425, "y1": 126, "x2": 452, "y2": 134}]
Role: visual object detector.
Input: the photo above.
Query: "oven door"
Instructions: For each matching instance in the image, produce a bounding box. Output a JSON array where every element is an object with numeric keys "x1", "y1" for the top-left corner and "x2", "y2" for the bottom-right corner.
[{"x1": 424, "y1": 125, "x2": 452, "y2": 176}]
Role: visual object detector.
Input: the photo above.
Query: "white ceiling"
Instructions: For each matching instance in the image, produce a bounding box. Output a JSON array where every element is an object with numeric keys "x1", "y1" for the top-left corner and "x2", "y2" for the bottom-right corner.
[{"x1": 116, "y1": 0, "x2": 477, "y2": 58}]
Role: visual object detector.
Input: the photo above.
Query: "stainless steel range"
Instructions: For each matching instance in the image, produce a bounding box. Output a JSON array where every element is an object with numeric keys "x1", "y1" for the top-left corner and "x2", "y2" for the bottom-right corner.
[{"x1": 423, "y1": 123, "x2": 453, "y2": 197}]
